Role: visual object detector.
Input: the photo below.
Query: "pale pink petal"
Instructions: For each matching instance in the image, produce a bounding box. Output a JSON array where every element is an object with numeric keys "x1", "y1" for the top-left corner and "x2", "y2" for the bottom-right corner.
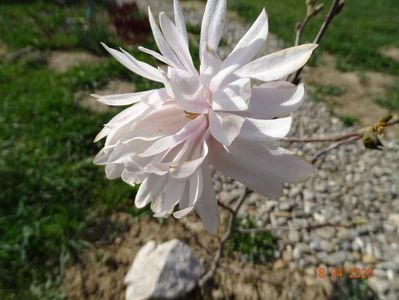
[
  {"x1": 167, "y1": 68, "x2": 210, "y2": 113},
  {"x1": 212, "y1": 78, "x2": 251, "y2": 111},
  {"x1": 200, "y1": 0, "x2": 218, "y2": 61},
  {"x1": 209, "y1": 111, "x2": 245, "y2": 146},
  {"x1": 195, "y1": 160, "x2": 218, "y2": 234},
  {"x1": 235, "y1": 44, "x2": 318, "y2": 82},
  {"x1": 135, "y1": 174, "x2": 168, "y2": 208},
  {"x1": 207, "y1": 0, "x2": 226, "y2": 52},
  {"x1": 173, "y1": 0, "x2": 188, "y2": 44},
  {"x1": 101, "y1": 43, "x2": 163, "y2": 82},
  {"x1": 244, "y1": 116, "x2": 293, "y2": 139},
  {"x1": 200, "y1": 45, "x2": 222, "y2": 85},
  {"x1": 138, "y1": 46, "x2": 175, "y2": 66},
  {"x1": 140, "y1": 116, "x2": 206, "y2": 157},
  {"x1": 148, "y1": 7, "x2": 183, "y2": 68},
  {"x1": 92, "y1": 88, "x2": 167, "y2": 106},
  {"x1": 170, "y1": 141, "x2": 208, "y2": 179},
  {"x1": 222, "y1": 8, "x2": 268, "y2": 69},
  {"x1": 242, "y1": 82, "x2": 305, "y2": 119},
  {"x1": 209, "y1": 137, "x2": 314, "y2": 198},
  {"x1": 159, "y1": 12, "x2": 196, "y2": 73}
]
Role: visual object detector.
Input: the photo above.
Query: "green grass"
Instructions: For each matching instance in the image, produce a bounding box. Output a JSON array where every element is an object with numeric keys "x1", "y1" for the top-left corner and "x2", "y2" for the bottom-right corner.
[
  {"x1": 0, "y1": 1, "x2": 118, "y2": 54},
  {"x1": 0, "y1": 2, "x2": 163, "y2": 298},
  {"x1": 376, "y1": 83, "x2": 399, "y2": 110},
  {"x1": 229, "y1": 0, "x2": 399, "y2": 75},
  {"x1": 225, "y1": 219, "x2": 277, "y2": 263}
]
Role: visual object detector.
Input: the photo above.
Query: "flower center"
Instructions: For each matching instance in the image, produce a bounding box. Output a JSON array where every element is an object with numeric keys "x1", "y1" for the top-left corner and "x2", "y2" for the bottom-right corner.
[{"x1": 184, "y1": 111, "x2": 200, "y2": 120}]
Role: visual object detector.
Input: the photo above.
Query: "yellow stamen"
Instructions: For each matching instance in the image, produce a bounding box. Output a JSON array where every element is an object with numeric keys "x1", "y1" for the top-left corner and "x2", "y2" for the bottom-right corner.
[{"x1": 184, "y1": 111, "x2": 199, "y2": 120}]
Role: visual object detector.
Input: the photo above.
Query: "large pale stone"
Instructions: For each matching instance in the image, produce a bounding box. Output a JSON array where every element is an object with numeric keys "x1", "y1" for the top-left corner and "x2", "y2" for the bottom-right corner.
[{"x1": 124, "y1": 239, "x2": 202, "y2": 300}]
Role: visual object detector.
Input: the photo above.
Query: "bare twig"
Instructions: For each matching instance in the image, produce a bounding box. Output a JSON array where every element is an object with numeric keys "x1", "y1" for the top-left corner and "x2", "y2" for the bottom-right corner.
[
  {"x1": 291, "y1": 0, "x2": 345, "y2": 84},
  {"x1": 311, "y1": 135, "x2": 359, "y2": 163},
  {"x1": 283, "y1": 117, "x2": 399, "y2": 143},
  {"x1": 199, "y1": 187, "x2": 252, "y2": 287},
  {"x1": 283, "y1": 131, "x2": 360, "y2": 143}
]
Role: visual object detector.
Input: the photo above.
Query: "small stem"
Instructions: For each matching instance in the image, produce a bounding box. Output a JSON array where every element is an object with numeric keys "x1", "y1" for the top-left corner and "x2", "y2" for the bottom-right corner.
[
  {"x1": 199, "y1": 187, "x2": 251, "y2": 287},
  {"x1": 311, "y1": 135, "x2": 359, "y2": 164},
  {"x1": 291, "y1": 0, "x2": 344, "y2": 84},
  {"x1": 295, "y1": 14, "x2": 311, "y2": 46},
  {"x1": 283, "y1": 131, "x2": 360, "y2": 143}
]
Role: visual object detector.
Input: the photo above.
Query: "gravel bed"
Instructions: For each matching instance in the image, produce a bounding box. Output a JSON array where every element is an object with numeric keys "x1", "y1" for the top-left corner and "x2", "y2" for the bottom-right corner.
[{"x1": 124, "y1": 1, "x2": 399, "y2": 298}]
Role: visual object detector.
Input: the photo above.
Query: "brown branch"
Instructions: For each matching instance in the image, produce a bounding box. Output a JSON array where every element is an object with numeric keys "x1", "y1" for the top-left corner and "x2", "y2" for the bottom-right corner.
[
  {"x1": 283, "y1": 131, "x2": 360, "y2": 143},
  {"x1": 291, "y1": 0, "x2": 345, "y2": 84},
  {"x1": 311, "y1": 135, "x2": 359, "y2": 164},
  {"x1": 199, "y1": 187, "x2": 252, "y2": 287}
]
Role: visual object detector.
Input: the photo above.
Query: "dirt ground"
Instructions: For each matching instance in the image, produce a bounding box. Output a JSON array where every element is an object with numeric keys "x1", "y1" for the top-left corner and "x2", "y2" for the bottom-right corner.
[
  {"x1": 303, "y1": 53, "x2": 397, "y2": 127},
  {"x1": 60, "y1": 212, "x2": 328, "y2": 300}
]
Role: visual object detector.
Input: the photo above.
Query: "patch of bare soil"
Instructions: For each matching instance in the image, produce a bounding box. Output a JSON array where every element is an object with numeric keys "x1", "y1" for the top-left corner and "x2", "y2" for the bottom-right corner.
[
  {"x1": 380, "y1": 47, "x2": 399, "y2": 62},
  {"x1": 60, "y1": 212, "x2": 328, "y2": 300},
  {"x1": 76, "y1": 80, "x2": 135, "y2": 113},
  {"x1": 48, "y1": 50, "x2": 103, "y2": 73},
  {"x1": 303, "y1": 53, "x2": 396, "y2": 126}
]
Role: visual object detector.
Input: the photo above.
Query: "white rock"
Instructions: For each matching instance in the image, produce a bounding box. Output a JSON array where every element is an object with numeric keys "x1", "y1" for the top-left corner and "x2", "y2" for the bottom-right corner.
[{"x1": 125, "y1": 239, "x2": 202, "y2": 300}]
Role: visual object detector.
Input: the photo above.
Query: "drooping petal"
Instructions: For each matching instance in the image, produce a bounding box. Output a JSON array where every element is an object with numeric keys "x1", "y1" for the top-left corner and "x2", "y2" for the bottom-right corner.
[
  {"x1": 235, "y1": 44, "x2": 318, "y2": 82},
  {"x1": 243, "y1": 116, "x2": 293, "y2": 139},
  {"x1": 209, "y1": 111, "x2": 245, "y2": 146},
  {"x1": 173, "y1": 0, "x2": 188, "y2": 44},
  {"x1": 101, "y1": 43, "x2": 163, "y2": 83},
  {"x1": 170, "y1": 141, "x2": 208, "y2": 179},
  {"x1": 242, "y1": 82, "x2": 305, "y2": 119},
  {"x1": 222, "y1": 8, "x2": 268, "y2": 69},
  {"x1": 135, "y1": 174, "x2": 168, "y2": 208},
  {"x1": 209, "y1": 137, "x2": 314, "y2": 198},
  {"x1": 212, "y1": 78, "x2": 251, "y2": 111},
  {"x1": 195, "y1": 160, "x2": 218, "y2": 234}
]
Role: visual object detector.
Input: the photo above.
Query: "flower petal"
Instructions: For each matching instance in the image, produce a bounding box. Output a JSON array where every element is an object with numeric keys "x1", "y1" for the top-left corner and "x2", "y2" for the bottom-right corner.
[
  {"x1": 209, "y1": 111, "x2": 245, "y2": 146},
  {"x1": 135, "y1": 174, "x2": 168, "y2": 208},
  {"x1": 243, "y1": 116, "x2": 293, "y2": 139},
  {"x1": 173, "y1": 0, "x2": 188, "y2": 44},
  {"x1": 235, "y1": 44, "x2": 318, "y2": 82},
  {"x1": 148, "y1": 6, "x2": 183, "y2": 69},
  {"x1": 167, "y1": 68, "x2": 209, "y2": 113},
  {"x1": 101, "y1": 43, "x2": 163, "y2": 82},
  {"x1": 242, "y1": 82, "x2": 305, "y2": 119},
  {"x1": 140, "y1": 115, "x2": 206, "y2": 157},
  {"x1": 209, "y1": 137, "x2": 314, "y2": 198},
  {"x1": 138, "y1": 46, "x2": 175, "y2": 66},
  {"x1": 195, "y1": 160, "x2": 218, "y2": 234},
  {"x1": 212, "y1": 78, "x2": 251, "y2": 111},
  {"x1": 92, "y1": 88, "x2": 168, "y2": 107},
  {"x1": 159, "y1": 12, "x2": 196, "y2": 73},
  {"x1": 222, "y1": 8, "x2": 268, "y2": 69}
]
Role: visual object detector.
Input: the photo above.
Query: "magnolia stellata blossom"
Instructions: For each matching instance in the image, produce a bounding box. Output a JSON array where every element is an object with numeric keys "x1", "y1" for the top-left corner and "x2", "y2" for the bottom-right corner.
[{"x1": 93, "y1": 0, "x2": 316, "y2": 233}]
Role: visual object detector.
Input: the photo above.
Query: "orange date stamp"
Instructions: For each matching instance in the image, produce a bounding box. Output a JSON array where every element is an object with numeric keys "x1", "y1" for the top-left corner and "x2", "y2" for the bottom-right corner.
[{"x1": 314, "y1": 266, "x2": 374, "y2": 279}]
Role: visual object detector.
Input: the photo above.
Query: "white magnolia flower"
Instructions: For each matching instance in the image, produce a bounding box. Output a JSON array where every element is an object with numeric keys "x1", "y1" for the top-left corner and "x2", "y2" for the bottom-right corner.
[{"x1": 93, "y1": 0, "x2": 316, "y2": 233}]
